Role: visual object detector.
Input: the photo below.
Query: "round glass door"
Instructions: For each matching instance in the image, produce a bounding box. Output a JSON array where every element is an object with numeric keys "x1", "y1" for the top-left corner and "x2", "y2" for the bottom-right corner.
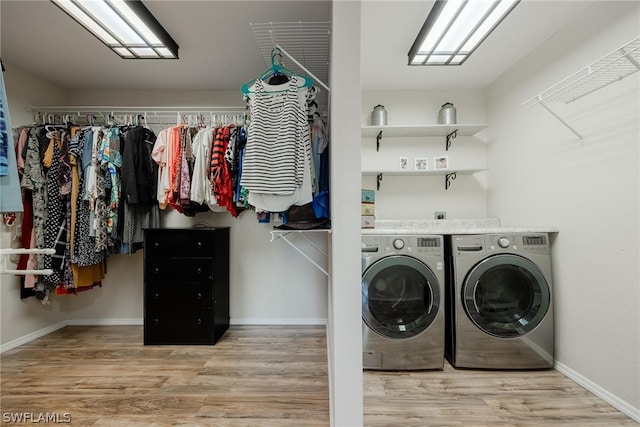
[
  {"x1": 462, "y1": 254, "x2": 550, "y2": 338},
  {"x1": 362, "y1": 255, "x2": 440, "y2": 339}
]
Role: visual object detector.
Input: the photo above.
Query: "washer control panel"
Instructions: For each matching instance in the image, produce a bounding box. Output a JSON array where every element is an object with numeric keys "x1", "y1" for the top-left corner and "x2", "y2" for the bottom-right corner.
[{"x1": 362, "y1": 235, "x2": 443, "y2": 256}]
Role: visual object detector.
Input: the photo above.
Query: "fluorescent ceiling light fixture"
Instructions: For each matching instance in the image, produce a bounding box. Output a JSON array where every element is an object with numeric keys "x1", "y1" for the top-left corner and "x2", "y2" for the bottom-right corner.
[
  {"x1": 408, "y1": 0, "x2": 519, "y2": 66},
  {"x1": 50, "y1": 0, "x2": 179, "y2": 59}
]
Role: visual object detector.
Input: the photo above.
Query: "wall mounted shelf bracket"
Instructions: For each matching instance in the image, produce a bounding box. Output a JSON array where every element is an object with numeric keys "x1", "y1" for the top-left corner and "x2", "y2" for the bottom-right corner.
[
  {"x1": 539, "y1": 101, "x2": 584, "y2": 142},
  {"x1": 445, "y1": 129, "x2": 458, "y2": 150},
  {"x1": 445, "y1": 172, "x2": 457, "y2": 190},
  {"x1": 376, "y1": 131, "x2": 382, "y2": 151},
  {"x1": 270, "y1": 230, "x2": 331, "y2": 277},
  {"x1": 373, "y1": 171, "x2": 458, "y2": 190}
]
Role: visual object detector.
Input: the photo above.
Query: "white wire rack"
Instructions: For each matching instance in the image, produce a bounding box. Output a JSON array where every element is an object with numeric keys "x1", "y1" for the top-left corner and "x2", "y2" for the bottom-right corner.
[
  {"x1": 24, "y1": 105, "x2": 248, "y2": 126},
  {"x1": 0, "y1": 248, "x2": 55, "y2": 275},
  {"x1": 522, "y1": 36, "x2": 640, "y2": 110},
  {"x1": 250, "y1": 21, "x2": 331, "y2": 89}
]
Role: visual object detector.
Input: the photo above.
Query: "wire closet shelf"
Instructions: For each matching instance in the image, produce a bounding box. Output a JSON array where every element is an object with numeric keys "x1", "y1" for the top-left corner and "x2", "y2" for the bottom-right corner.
[
  {"x1": 250, "y1": 20, "x2": 331, "y2": 90},
  {"x1": 522, "y1": 36, "x2": 640, "y2": 110},
  {"x1": 24, "y1": 105, "x2": 249, "y2": 127}
]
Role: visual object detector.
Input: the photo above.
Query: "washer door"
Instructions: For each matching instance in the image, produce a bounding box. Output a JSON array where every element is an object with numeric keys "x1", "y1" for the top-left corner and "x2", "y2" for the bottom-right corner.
[
  {"x1": 362, "y1": 255, "x2": 440, "y2": 339},
  {"x1": 462, "y1": 254, "x2": 550, "y2": 338}
]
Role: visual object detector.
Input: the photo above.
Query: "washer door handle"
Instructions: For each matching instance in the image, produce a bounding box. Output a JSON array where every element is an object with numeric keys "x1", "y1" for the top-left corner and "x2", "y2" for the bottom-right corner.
[
  {"x1": 425, "y1": 281, "x2": 433, "y2": 314},
  {"x1": 472, "y1": 281, "x2": 481, "y2": 314},
  {"x1": 459, "y1": 245, "x2": 483, "y2": 252}
]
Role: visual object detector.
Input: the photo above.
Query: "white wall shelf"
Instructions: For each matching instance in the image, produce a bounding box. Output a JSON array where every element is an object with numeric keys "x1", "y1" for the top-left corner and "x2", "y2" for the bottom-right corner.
[
  {"x1": 362, "y1": 124, "x2": 487, "y2": 151},
  {"x1": 521, "y1": 36, "x2": 640, "y2": 141},
  {"x1": 362, "y1": 169, "x2": 485, "y2": 176},
  {"x1": 363, "y1": 169, "x2": 486, "y2": 190},
  {"x1": 361, "y1": 124, "x2": 486, "y2": 138}
]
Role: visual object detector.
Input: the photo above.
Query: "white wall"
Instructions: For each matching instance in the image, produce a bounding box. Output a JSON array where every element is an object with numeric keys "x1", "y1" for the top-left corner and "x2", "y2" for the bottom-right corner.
[
  {"x1": 486, "y1": 1, "x2": 640, "y2": 419},
  {"x1": 327, "y1": 1, "x2": 363, "y2": 425},
  {"x1": 1, "y1": 60, "x2": 69, "y2": 348},
  {"x1": 361, "y1": 90, "x2": 488, "y2": 220},
  {"x1": 1, "y1": 75, "x2": 329, "y2": 349}
]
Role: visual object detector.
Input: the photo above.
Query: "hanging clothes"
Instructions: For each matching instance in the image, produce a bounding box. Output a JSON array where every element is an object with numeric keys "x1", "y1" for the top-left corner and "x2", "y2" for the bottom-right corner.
[
  {"x1": 0, "y1": 66, "x2": 24, "y2": 213},
  {"x1": 240, "y1": 76, "x2": 314, "y2": 212},
  {"x1": 69, "y1": 128, "x2": 105, "y2": 288},
  {"x1": 190, "y1": 126, "x2": 215, "y2": 209},
  {"x1": 151, "y1": 127, "x2": 170, "y2": 210},
  {"x1": 42, "y1": 132, "x2": 67, "y2": 288},
  {"x1": 121, "y1": 126, "x2": 159, "y2": 252}
]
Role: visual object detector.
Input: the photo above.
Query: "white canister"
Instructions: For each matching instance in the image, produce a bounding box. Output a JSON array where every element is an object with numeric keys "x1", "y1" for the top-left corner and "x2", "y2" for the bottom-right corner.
[
  {"x1": 438, "y1": 102, "x2": 457, "y2": 124},
  {"x1": 371, "y1": 105, "x2": 387, "y2": 126}
]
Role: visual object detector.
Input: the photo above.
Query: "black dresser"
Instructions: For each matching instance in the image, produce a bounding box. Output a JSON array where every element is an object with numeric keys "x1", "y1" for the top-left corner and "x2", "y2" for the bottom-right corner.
[{"x1": 143, "y1": 227, "x2": 230, "y2": 345}]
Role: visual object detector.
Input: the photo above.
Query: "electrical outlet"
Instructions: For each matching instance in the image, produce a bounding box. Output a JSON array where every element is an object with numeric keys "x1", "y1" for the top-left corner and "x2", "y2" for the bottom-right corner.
[{"x1": 434, "y1": 211, "x2": 446, "y2": 220}]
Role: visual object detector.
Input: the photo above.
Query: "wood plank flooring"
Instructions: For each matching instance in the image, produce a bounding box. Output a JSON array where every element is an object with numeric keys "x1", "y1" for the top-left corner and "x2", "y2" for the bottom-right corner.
[{"x1": 1, "y1": 326, "x2": 636, "y2": 426}]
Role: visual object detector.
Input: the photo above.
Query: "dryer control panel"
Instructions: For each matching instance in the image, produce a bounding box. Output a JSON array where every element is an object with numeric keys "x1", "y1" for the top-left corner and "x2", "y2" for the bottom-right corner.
[
  {"x1": 362, "y1": 235, "x2": 443, "y2": 256},
  {"x1": 453, "y1": 233, "x2": 550, "y2": 256},
  {"x1": 486, "y1": 233, "x2": 550, "y2": 255}
]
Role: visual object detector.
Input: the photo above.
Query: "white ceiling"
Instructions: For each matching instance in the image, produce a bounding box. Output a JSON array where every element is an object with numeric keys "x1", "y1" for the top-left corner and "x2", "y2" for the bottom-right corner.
[
  {"x1": 360, "y1": 0, "x2": 596, "y2": 90},
  {"x1": 1, "y1": 0, "x2": 597, "y2": 93}
]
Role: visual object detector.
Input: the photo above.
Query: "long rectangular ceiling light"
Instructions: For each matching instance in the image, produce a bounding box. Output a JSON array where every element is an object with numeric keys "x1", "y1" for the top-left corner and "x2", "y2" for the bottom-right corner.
[
  {"x1": 408, "y1": 0, "x2": 519, "y2": 66},
  {"x1": 50, "y1": 0, "x2": 179, "y2": 59}
]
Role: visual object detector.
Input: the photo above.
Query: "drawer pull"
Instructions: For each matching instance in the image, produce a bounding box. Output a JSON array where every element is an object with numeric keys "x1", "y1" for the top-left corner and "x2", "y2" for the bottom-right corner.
[
  {"x1": 154, "y1": 267, "x2": 160, "y2": 274},
  {"x1": 154, "y1": 293, "x2": 160, "y2": 300},
  {"x1": 196, "y1": 267, "x2": 202, "y2": 275},
  {"x1": 196, "y1": 242, "x2": 202, "y2": 249},
  {"x1": 153, "y1": 318, "x2": 160, "y2": 325},
  {"x1": 153, "y1": 242, "x2": 160, "y2": 249},
  {"x1": 196, "y1": 292, "x2": 202, "y2": 300},
  {"x1": 196, "y1": 318, "x2": 203, "y2": 325}
]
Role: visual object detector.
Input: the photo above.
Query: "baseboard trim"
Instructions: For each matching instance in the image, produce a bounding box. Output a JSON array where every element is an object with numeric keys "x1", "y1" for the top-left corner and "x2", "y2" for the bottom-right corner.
[
  {"x1": 67, "y1": 318, "x2": 143, "y2": 326},
  {"x1": 0, "y1": 321, "x2": 67, "y2": 353},
  {"x1": 554, "y1": 360, "x2": 640, "y2": 423},
  {"x1": 230, "y1": 318, "x2": 327, "y2": 326}
]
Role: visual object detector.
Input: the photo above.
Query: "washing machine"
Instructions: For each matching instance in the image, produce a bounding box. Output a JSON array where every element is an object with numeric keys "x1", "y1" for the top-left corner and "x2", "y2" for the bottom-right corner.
[
  {"x1": 362, "y1": 234, "x2": 445, "y2": 370},
  {"x1": 445, "y1": 233, "x2": 554, "y2": 369}
]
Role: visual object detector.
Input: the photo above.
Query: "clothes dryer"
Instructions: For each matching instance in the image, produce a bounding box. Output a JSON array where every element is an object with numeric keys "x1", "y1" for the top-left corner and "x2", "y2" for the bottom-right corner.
[
  {"x1": 445, "y1": 233, "x2": 554, "y2": 369},
  {"x1": 362, "y1": 234, "x2": 445, "y2": 370}
]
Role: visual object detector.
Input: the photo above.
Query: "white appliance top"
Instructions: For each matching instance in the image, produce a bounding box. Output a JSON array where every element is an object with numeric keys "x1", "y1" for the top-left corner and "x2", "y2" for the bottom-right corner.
[{"x1": 361, "y1": 219, "x2": 559, "y2": 235}]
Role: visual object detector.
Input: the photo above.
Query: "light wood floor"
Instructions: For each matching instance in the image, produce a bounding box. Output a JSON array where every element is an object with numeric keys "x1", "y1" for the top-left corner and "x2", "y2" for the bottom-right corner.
[{"x1": 1, "y1": 326, "x2": 636, "y2": 426}]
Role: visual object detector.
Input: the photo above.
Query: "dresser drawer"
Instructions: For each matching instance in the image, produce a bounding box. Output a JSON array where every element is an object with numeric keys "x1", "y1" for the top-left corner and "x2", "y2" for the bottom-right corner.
[
  {"x1": 145, "y1": 282, "x2": 213, "y2": 308},
  {"x1": 144, "y1": 229, "x2": 216, "y2": 258},
  {"x1": 144, "y1": 308, "x2": 217, "y2": 345},
  {"x1": 145, "y1": 258, "x2": 213, "y2": 283}
]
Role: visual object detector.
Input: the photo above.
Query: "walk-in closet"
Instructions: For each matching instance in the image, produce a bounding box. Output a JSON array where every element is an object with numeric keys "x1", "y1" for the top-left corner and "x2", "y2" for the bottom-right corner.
[{"x1": 1, "y1": 1, "x2": 638, "y2": 426}]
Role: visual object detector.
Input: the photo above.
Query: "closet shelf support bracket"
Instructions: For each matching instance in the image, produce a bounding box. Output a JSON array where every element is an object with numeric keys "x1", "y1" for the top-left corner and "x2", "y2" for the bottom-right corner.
[
  {"x1": 540, "y1": 102, "x2": 583, "y2": 142},
  {"x1": 445, "y1": 129, "x2": 458, "y2": 151},
  {"x1": 270, "y1": 230, "x2": 331, "y2": 277},
  {"x1": 0, "y1": 248, "x2": 56, "y2": 276},
  {"x1": 275, "y1": 44, "x2": 331, "y2": 93},
  {"x1": 376, "y1": 131, "x2": 382, "y2": 152},
  {"x1": 377, "y1": 173, "x2": 383, "y2": 191},
  {"x1": 445, "y1": 172, "x2": 457, "y2": 190}
]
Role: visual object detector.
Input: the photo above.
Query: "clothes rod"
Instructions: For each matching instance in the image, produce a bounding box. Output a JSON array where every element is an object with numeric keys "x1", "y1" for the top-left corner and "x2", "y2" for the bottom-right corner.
[
  {"x1": 275, "y1": 44, "x2": 330, "y2": 93},
  {"x1": 26, "y1": 106, "x2": 247, "y2": 113}
]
